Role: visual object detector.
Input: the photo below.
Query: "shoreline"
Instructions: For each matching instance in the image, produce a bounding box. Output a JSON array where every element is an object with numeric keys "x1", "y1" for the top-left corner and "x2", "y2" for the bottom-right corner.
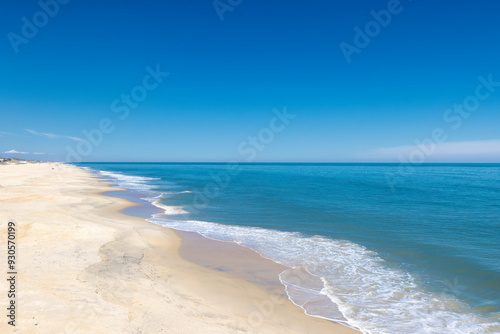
[
  {"x1": 93, "y1": 166, "x2": 358, "y2": 330},
  {"x1": 0, "y1": 162, "x2": 359, "y2": 333},
  {"x1": 93, "y1": 165, "x2": 361, "y2": 332}
]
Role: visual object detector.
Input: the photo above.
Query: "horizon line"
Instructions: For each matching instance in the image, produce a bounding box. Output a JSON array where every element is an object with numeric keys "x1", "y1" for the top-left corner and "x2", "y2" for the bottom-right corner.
[{"x1": 65, "y1": 161, "x2": 500, "y2": 165}]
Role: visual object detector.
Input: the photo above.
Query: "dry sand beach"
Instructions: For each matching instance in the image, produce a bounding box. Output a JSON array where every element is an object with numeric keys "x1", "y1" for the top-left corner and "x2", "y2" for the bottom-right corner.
[{"x1": 0, "y1": 163, "x2": 359, "y2": 334}]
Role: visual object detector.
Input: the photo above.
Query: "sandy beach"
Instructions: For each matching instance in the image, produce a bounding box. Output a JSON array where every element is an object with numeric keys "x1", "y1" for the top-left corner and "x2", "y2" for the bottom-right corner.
[{"x1": 0, "y1": 163, "x2": 359, "y2": 333}]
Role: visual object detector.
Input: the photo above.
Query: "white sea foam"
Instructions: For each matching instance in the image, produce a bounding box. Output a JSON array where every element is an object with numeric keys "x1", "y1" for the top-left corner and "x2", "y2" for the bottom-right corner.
[
  {"x1": 139, "y1": 192, "x2": 190, "y2": 216},
  {"x1": 148, "y1": 218, "x2": 500, "y2": 334},
  {"x1": 150, "y1": 198, "x2": 188, "y2": 215},
  {"x1": 160, "y1": 190, "x2": 193, "y2": 195},
  {"x1": 98, "y1": 170, "x2": 160, "y2": 191}
]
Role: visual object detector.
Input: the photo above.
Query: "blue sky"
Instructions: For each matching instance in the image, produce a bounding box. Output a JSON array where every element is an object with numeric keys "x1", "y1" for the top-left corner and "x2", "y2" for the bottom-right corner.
[{"x1": 1, "y1": 0, "x2": 500, "y2": 162}]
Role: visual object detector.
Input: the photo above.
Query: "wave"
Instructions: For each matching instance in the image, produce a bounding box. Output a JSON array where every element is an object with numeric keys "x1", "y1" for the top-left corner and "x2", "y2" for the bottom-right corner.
[
  {"x1": 147, "y1": 218, "x2": 500, "y2": 334},
  {"x1": 160, "y1": 190, "x2": 193, "y2": 195},
  {"x1": 142, "y1": 193, "x2": 189, "y2": 215},
  {"x1": 98, "y1": 170, "x2": 160, "y2": 192}
]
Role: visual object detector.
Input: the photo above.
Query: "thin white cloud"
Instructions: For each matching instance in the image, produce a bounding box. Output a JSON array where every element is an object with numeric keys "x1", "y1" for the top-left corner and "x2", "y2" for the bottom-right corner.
[
  {"x1": 0, "y1": 131, "x2": 9, "y2": 136},
  {"x1": 368, "y1": 139, "x2": 500, "y2": 162},
  {"x1": 25, "y1": 129, "x2": 83, "y2": 142},
  {"x1": 4, "y1": 149, "x2": 29, "y2": 154},
  {"x1": 33, "y1": 152, "x2": 45, "y2": 155},
  {"x1": 64, "y1": 136, "x2": 84, "y2": 142}
]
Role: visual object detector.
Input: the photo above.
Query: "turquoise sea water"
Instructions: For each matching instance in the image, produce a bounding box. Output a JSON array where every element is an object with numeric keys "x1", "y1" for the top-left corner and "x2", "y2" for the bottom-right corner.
[{"x1": 76, "y1": 163, "x2": 500, "y2": 333}]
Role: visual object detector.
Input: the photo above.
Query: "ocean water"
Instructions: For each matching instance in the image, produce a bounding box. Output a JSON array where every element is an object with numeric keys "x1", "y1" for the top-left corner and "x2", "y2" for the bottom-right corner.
[{"x1": 75, "y1": 163, "x2": 500, "y2": 333}]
